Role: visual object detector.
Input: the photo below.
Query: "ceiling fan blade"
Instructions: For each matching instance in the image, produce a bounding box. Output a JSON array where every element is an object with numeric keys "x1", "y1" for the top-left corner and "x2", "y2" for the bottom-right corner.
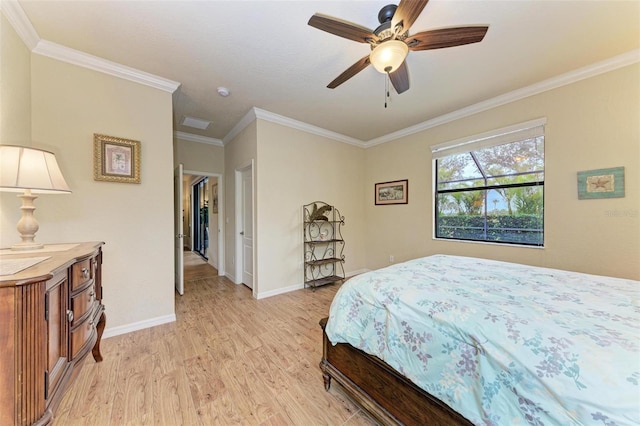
[
  {"x1": 308, "y1": 14, "x2": 377, "y2": 43},
  {"x1": 327, "y1": 56, "x2": 371, "y2": 89},
  {"x1": 389, "y1": 61, "x2": 409, "y2": 94},
  {"x1": 392, "y1": 0, "x2": 429, "y2": 35},
  {"x1": 406, "y1": 26, "x2": 489, "y2": 51}
]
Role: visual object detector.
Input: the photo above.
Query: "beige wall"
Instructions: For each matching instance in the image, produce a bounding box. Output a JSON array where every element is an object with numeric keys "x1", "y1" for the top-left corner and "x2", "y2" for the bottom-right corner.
[
  {"x1": 0, "y1": 14, "x2": 31, "y2": 144},
  {"x1": 220, "y1": 117, "x2": 368, "y2": 297},
  {"x1": 223, "y1": 120, "x2": 257, "y2": 284},
  {"x1": 0, "y1": 15, "x2": 33, "y2": 239},
  {"x1": 175, "y1": 137, "x2": 224, "y2": 268},
  {"x1": 20, "y1": 54, "x2": 175, "y2": 333},
  {"x1": 174, "y1": 137, "x2": 224, "y2": 173},
  {"x1": 256, "y1": 120, "x2": 367, "y2": 297},
  {"x1": 365, "y1": 63, "x2": 640, "y2": 280}
]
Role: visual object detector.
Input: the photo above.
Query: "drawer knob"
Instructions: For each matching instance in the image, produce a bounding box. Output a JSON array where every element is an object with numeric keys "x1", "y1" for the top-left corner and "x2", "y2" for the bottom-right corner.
[
  {"x1": 66, "y1": 310, "x2": 74, "y2": 322},
  {"x1": 82, "y1": 267, "x2": 89, "y2": 278}
]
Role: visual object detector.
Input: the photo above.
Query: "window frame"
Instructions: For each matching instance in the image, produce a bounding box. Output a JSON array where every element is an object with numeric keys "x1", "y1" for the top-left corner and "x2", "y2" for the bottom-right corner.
[{"x1": 432, "y1": 119, "x2": 546, "y2": 247}]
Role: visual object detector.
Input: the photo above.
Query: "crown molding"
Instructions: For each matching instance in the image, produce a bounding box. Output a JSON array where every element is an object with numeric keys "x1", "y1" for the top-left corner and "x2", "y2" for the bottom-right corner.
[
  {"x1": 224, "y1": 50, "x2": 639, "y2": 149},
  {"x1": 366, "y1": 49, "x2": 640, "y2": 147},
  {"x1": 253, "y1": 108, "x2": 366, "y2": 147},
  {"x1": 223, "y1": 107, "x2": 366, "y2": 147},
  {"x1": 3, "y1": 0, "x2": 180, "y2": 92},
  {"x1": 222, "y1": 108, "x2": 258, "y2": 145},
  {"x1": 33, "y1": 40, "x2": 180, "y2": 93},
  {"x1": 0, "y1": 0, "x2": 40, "y2": 50},
  {"x1": 174, "y1": 131, "x2": 224, "y2": 147}
]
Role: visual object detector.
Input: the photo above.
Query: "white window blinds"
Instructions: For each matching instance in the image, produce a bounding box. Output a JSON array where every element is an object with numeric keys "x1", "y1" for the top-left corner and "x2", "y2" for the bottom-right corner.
[{"x1": 430, "y1": 118, "x2": 546, "y2": 159}]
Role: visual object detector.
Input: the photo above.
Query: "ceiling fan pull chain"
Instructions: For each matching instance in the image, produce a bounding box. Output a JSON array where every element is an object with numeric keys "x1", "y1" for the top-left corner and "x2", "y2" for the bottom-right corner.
[{"x1": 385, "y1": 71, "x2": 390, "y2": 108}]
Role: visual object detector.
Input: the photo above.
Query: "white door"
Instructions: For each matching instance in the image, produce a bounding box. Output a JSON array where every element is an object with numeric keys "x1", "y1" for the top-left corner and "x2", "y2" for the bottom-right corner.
[
  {"x1": 174, "y1": 164, "x2": 184, "y2": 295},
  {"x1": 241, "y1": 168, "x2": 253, "y2": 288}
]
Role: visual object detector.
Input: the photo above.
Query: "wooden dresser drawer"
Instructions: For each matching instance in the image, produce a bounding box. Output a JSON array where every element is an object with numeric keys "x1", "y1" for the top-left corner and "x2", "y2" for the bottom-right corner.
[
  {"x1": 71, "y1": 258, "x2": 93, "y2": 291},
  {"x1": 0, "y1": 242, "x2": 105, "y2": 426},
  {"x1": 71, "y1": 284, "x2": 96, "y2": 326},
  {"x1": 70, "y1": 316, "x2": 97, "y2": 360}
]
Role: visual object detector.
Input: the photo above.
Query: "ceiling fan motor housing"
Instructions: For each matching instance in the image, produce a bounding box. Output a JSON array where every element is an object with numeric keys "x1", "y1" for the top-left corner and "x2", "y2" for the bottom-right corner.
[
  {"x1": 374, "y1": 4, "x2": 399, "y2": 42},
  {"x1": 378, "y1": 4, "x2": 397, "y2": 24}
]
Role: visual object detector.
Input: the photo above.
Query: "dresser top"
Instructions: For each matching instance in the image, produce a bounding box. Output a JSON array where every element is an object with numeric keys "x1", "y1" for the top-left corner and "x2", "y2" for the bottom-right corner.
[{"x1": 0, "y1": 241, "x2": 104, "y2": 287}]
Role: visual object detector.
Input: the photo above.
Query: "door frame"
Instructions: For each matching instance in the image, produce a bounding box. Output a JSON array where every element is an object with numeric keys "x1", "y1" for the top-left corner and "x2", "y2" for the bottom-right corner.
[
  {"x1": 184, "y1": 169, "x2": 225, "y2": 276},
  {"x1": 174, "y1": 164, "x2": 184, "y2": 295},
  {"x1": 191, "y1": 176, "x2": 209, "y2": 258},
  {"x1": 235, "y1": 160, "x2": 256, "y2": 296}
]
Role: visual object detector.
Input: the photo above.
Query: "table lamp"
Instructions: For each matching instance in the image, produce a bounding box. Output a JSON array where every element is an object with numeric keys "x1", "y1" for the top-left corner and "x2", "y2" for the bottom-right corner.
[{"x1": 0, "y1": 145, "x2": 71, "y2": 250}]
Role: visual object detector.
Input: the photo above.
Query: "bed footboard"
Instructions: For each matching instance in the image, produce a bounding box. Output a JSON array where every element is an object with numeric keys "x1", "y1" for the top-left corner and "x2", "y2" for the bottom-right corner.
[{"x1": 319, "y1": 317, "x2": 472, "y2": 426}]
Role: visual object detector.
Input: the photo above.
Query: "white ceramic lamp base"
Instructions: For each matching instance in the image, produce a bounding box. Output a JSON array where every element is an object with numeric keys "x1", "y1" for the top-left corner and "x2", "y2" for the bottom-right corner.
[{"x1": 12, "y1": 190, "x2": 44, "y2": 251}]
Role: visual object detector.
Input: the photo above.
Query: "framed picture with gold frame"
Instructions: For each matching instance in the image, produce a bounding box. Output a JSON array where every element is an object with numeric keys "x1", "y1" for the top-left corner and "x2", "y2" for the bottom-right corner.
[{"x1": 93, "y1": 134, "x2": 141, "y2": 183}]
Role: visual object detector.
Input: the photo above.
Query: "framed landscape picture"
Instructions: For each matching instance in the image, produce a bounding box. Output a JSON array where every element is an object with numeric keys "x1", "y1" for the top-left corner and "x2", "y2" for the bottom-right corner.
[
  {"x1": 375, "y1": 179, "x2": 408, "y2": 205},
  {"x1": 94, "y1": 134, "x2": 141, "y2": 183}
]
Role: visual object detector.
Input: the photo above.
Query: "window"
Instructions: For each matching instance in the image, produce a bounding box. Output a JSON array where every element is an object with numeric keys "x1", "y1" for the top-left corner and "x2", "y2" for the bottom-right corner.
[{"x1": 433, "y1": 119, "x2": 545, "y2": 246}]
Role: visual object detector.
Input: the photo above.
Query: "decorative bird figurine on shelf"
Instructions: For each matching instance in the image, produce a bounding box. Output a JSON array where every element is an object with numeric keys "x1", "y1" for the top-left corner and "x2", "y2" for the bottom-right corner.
[{"x1": 309, "y1": 203, "x2": 332, "y2": 222}]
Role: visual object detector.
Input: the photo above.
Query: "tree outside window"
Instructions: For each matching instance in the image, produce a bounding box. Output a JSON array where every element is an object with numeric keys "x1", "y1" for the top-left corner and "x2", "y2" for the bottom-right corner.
[{"x1": 435, "y1": 136, "x2": 544, "y2": 246}]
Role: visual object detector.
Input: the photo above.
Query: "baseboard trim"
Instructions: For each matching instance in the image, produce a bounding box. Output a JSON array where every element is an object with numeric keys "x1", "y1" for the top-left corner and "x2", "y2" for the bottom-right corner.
[
  {"x1": 102, "y1": 313, "x2": 177, "y2": 339},
  {"x1": 256, "y1": 283, "x2": 304, "y2": 299},
  {"x1": 346, "y1": 268, "x2": 370, "y2": 277},
  {"x1": 255, "y1": 269, "x2": 370, "y2": 300}
]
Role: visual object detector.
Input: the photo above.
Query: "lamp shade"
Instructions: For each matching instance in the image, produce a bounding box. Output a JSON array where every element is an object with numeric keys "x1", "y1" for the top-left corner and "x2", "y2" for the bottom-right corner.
[
  {"x1": 0, "y1": 145, "x2": 71, "y2": 194},
  {"x1": 369, "y1": 40, "x2": 409, "y2": 74}
]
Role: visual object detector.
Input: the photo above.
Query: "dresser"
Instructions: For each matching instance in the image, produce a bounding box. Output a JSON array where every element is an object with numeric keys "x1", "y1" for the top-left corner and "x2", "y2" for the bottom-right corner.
[{"x1": 0, "y1": 242, "x2": 105, "y2": 426}]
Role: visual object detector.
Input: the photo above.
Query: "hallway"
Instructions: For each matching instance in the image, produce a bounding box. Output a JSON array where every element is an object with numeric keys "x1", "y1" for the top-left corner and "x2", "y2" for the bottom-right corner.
[{"x1": 52, "y1": 252, "x2": 376, "y2": 425}]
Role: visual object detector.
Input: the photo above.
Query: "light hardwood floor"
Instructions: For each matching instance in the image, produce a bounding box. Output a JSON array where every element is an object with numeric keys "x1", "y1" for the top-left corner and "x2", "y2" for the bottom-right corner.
[{"x1": 52, "y1": 252, "x2": 377, "y2": 425}]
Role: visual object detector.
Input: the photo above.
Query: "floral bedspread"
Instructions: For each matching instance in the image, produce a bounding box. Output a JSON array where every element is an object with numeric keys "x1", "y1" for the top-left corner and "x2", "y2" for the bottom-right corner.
[{"x1": 325, "y1": 255, "x2": 640, "y2": 425}]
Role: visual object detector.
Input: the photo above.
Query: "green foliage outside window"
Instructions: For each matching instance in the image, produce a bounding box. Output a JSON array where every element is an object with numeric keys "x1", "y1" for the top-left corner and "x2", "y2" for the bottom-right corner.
[{"x1": 435, "y1": 136, "x2": 544, "y2": 246}]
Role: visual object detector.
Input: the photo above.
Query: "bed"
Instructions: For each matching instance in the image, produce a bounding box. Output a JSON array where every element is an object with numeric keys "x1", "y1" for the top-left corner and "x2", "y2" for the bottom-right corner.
[{"x1": 319, "y1": 255, "x2": 639, "y2": 425}]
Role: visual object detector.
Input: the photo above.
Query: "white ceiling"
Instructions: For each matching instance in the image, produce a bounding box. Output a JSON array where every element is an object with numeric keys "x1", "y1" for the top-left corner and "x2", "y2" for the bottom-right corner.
[{"x1": 10, "y1": 0, "x2": 640, "y2": 145}]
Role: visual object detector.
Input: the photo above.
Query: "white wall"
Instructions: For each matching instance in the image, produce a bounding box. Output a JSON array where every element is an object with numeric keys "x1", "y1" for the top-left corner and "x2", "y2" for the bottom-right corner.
[{"x1": 364, "y1": 63, "x2": 640, "y2": 280}]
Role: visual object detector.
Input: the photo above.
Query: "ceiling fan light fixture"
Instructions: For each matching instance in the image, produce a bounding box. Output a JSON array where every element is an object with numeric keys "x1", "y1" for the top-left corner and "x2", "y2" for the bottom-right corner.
[{"x1": 369, "y1": 40, "x2": 409, "y2": 74}]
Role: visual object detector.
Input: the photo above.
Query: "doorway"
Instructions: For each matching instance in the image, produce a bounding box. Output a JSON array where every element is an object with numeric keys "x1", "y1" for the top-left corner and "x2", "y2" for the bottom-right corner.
[
  {"x1": 183, "y1": 170, "x2": 225, "y2": 276},
  {"x1": 192, "y1": 177, "x2": 209, "y2": 259}
]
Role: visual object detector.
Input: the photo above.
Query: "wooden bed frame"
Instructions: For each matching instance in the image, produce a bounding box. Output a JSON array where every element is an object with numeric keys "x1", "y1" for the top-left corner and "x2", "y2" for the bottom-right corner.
[{"x1": 319, "y1": 318, "x2": 472, "y2": 425}]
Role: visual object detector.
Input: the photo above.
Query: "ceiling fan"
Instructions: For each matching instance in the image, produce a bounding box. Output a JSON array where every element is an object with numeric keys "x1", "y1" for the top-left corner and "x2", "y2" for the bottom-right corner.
[{"x1": 308, "y1": 0, "x2": 488, "y2": 94}]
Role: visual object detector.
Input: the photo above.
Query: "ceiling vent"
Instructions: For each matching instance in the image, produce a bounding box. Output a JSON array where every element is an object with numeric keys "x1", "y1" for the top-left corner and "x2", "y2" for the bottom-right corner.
[{"x1": 181, "y1": 116, "x2": 212, "y2": 130}]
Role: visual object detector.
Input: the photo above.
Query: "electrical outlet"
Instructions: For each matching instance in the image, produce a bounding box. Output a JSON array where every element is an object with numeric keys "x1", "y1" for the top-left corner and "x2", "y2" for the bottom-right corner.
[{"x1": 389, "y1": 255, "x2": 395, "y2": 263}]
